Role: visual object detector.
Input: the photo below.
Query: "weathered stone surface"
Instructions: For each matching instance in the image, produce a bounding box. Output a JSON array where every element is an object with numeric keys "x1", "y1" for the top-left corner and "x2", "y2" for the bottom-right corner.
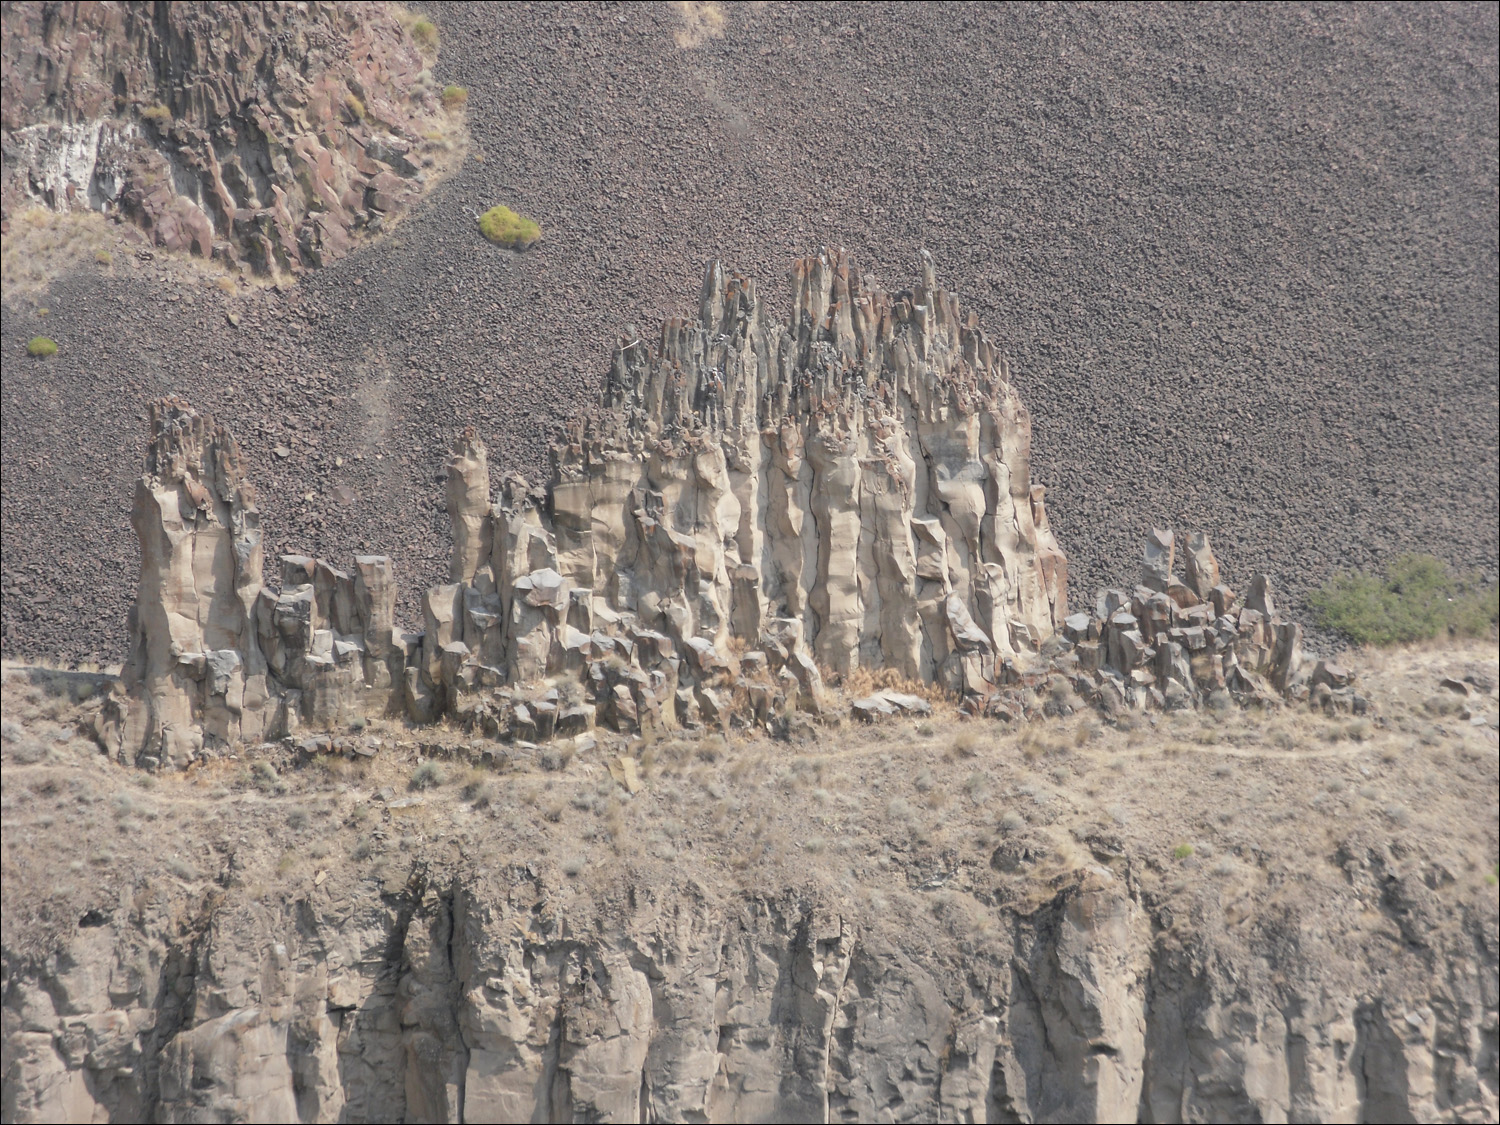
[
  {"x1": 3, "y1": 858, "x2": 1491, "y2": 1124},
  {"x1": 444, "y1": 428, "x2": 490, "y2": 586},
  {"x1": 1141, "y1": 527, "x2": 1175, "y2": 592},
  {"x1": 392, "y1": 252, "x2": 1074, "y2": 737},
  {"x1": 98, "y1": 400, "x2": 408, "y2": 764},
  {"x1": 102, "y1": 398, "x2": 264, "y2": 767},
  {"x1": 110, "y1": 257, "x2": 1336, "y2": 761},
  {"x1": 0, "y1": 1, "x2": 461, "y2": 274},
  {"x1": 1182, "y1": 531, "x2": 1221, "y2": 599},
  {"x1": 547, "y1": 253, "x2": 1068, "y2": 686}
]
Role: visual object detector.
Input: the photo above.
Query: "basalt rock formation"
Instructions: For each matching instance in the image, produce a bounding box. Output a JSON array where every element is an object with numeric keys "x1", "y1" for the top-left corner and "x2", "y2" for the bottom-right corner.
[
  {"x1": 11, "y1": 254, "x2": 1492, "y2": 1125},
  {"x1": 101, "y1": 253, "x2": 1342, "y2": 766},
  {"x1": 420, "y1": 251, "x2": 1072, "y2": 741},
  {"x1": 0, "y1": 1, "x2": 458, "y2": 273},
  {"x1": 98, "y1": 399, "x2": 401, "y2": 767},
  {"x1": 4, "y1": 838, "x2": 1496, "y2": 1123}
]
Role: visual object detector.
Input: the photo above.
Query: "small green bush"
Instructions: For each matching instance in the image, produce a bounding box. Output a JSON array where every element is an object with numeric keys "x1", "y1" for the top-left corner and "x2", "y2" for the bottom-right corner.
[
  {"x1": 410, "y1": 760, "x2": 446, "y2": 790},
  {"x1": 1310, "y1": 554, "x2": 1498, "y2": 646},
  {"x1": 410, "y1": 17, "x2": 438, "y2": 52},
  {"x1": 1173, "y1": 843, "x2": 1194, "y2": 860},
  {"x1": 441, "y1": 84, "x2": 468, "y2": 109},
  {"x1": 26, "y1": 336, "x2": 57, "y2": 358},
  {"x1": 478, "y1": 205, "x2": 541, "y2": 248}
]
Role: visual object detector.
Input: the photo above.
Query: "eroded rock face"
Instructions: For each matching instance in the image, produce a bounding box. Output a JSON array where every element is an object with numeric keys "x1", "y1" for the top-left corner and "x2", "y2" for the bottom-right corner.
[
  {"x1": 0, "y1": 1, "x2": 458, "y2": 273},
  {"x1": 100, "y1": 400, "x2": 401, "y2": 767},
  {"x1": 104, "y1": 399, "x2": 265, "y2": 768},
  {"x1": 104, "y1": 252, "x2": 1080, "y2": 758},
  {"x1": 566, "y1": 250, "x2": 1068, "y2": 676},
  {"x1": 105, "y1": 253, "x2": 1343, "y2": 760},
  {"x1": 3, "y1": 867, "x2": 1494, "y2": 1124},
  {"x1": 1045, "y1": 528, "x2": 1321, "y2": 723},
  {"x1": 410, "y1": 252, "x2": 1072, "y2": 738}
]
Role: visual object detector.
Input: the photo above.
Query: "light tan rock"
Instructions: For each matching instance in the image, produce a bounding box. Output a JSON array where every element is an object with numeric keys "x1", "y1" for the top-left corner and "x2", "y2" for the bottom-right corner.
[
  {"x1": 445, "y1": 428, "x2": 491, "y2": 587},
  {"x1": 114, "y1": 257, "x2": 1336, "y2": 760},
  {"x1": 117, "y1": 398, "x2": 264, "y2": 767},
  {"x1": 107, "y1": 401, "x2": 415, "y2": 763},
  {"x1": 1183, "y1": 531, "x2": 1220, "y2": 599},
  {"x1": 4, "y1": 850, "x2": 1492, "y2": 1125},
  {"x1": 1141, "y1": 527, "x2": 1176, "y2": 593},
  {"x1": 542, "y1": 251, "x2": 1067, "y2": 696}
]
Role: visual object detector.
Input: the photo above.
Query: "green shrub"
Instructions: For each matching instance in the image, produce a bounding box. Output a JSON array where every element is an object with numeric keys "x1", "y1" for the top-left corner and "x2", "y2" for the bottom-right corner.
[
  {"x1": 478, "y1": 205, "x2": 541, "y2": 248},
  {"x1": 410, "y1": 17, "x2": 438, "y2": 52},
  {"x1": 140, "y1": 104, "x2": 172, "y2": 124},
  {"x1": 441, "y1": 84, "x2": 468, "y2": 109},
  {"x1": 1173, "y1": 843, "x2": 1194, "y2": 860},
  {"x1": 410, "y1": 760, "x2": 445, "y2": 790},
  {"x1": 1310, "y1": 554, "x2": 1498, "y2": 646},
  {"x1": 26, "y1": 336, "x2": 57, "y2": 358}
]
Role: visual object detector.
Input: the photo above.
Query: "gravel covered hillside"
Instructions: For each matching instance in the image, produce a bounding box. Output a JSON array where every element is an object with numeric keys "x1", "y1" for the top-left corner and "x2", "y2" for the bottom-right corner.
[{"x1": 2, "y1": 1, "x2": 1496, "y2": 663}]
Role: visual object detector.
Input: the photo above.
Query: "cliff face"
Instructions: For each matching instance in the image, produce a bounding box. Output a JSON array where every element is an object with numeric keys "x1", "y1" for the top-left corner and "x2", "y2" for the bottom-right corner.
[
  {"x1": 551, "y1": 251, "x2": 1067, "y2": 683},
  {"x1": 3, "y1": 839, "x2": 1495, "y2": 1124},
  {"x1": 4, "y1": 535, "x2": 1497, "y2": 1125},
  {"x1": 0, "y1": 1, "x2": 459, "y2": 273}
]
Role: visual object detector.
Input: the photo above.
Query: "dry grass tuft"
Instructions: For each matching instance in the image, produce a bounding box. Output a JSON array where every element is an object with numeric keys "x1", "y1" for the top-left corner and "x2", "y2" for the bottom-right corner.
[{"x1": 672, "y1": 1, "x2": 725, "y2": 48}]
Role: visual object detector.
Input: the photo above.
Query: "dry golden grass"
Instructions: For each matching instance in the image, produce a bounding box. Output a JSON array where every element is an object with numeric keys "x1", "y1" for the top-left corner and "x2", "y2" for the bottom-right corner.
[
  {"x1": 673, "y1": 1, "x2": 726, "y2": 48},
  {"x1": 2, "y1": 208, "x2": 121, "y2": 296},
  {"x1": 2, "y1": 640, "x2": 1495, "y2": 965}
]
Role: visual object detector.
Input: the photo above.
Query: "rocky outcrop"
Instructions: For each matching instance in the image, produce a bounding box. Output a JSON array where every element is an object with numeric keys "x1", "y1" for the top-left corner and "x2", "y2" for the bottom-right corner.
[
  {"x1": 378, "y1": 252, "x2": 1338, "y2": 740},
  {"x1": 0, "y1": 1, "x2": 460, "y2": 273},
  {"x1": 102, "y1": 253, "x2": 1346, "y2": 764},
  {"x1": 3, "y1": 863, "x2": 1494, "y2": 1123},
  {"x1": 98, "y1": 399, "x2": 401, "y2": 767},
  {"x1": 103, "y1": 252, "x2": 1081, "y2": 761},
  {"x1": 101, "y1": 399, "x2": 267, "y2": 768},
  {"x1": 410, "y1": 251, "x2": 1071, "y2": 741},
  {"x1": 1041, "y1": 528, "x2": 1324, "y2": 723}
]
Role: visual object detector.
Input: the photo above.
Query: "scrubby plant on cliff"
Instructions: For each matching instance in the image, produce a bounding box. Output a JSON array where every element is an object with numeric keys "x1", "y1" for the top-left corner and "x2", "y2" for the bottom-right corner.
[
  {"x1": 479, "y1": 205, "x2": 541, "y2": 249},
  {"x1": 409, "y1": 17, "x2": 438, "y2": 52},
  {"x1": 410, "y1": 760, "x2": 446, "y2": 790},
  {"x1": 441, "y1": 84, "x2": 468, "y2": 109},
  {"x1": 1311, "y1": 554, "x2": 1499, "y2": 646},
  {"x1": 26, "y1": 336, "x2": 57, "y2": 358}
]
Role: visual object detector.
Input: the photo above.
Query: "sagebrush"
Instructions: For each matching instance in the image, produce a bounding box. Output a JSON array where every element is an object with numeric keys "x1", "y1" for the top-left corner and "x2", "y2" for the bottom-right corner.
[
  {"x1": 478, "y1": 205, "x2": 541, "y2": 248},
  {"x1": 1311, "y1": 554, "x2": 1498, "y2": 646}
]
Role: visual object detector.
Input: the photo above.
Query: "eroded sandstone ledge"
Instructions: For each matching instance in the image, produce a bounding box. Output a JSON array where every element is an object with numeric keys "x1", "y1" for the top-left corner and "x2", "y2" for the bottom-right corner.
[{"x1": 101, "y1": 252, "x2": 1338, "y2": 768}]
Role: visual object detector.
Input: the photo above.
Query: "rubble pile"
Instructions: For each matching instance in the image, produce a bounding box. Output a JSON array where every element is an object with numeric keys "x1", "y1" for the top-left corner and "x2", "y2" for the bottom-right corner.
[{"x1": 986, "y1": 527, "x2": 1366, "y2": 723}]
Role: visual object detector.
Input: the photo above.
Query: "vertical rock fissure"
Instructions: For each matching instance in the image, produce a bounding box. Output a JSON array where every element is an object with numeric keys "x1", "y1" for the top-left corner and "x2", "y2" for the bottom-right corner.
[
  {"x1": 138, "y1": 892, "x2": 218, "y2": 1123},
  {"x1": 444, "y1": 882, "x2": 470, "y2": 1125},
  {"x1": 823, "y1": 929, "x2": 860, "y2": 1124}
]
